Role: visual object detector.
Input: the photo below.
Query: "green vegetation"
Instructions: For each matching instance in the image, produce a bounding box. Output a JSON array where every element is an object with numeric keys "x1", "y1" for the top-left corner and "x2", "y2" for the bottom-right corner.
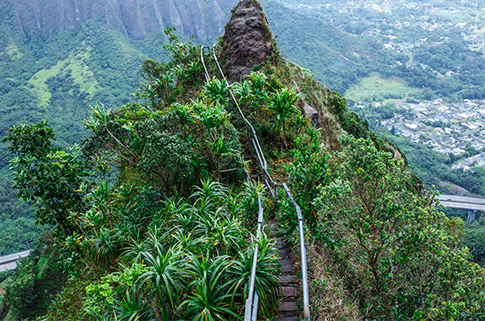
[
  {"x1": 262, "y1": 0, "x2": 380, "y2": 94},
  {"x1": 2, "y1": 22, "x2": 484, "y2": 320},
  {"x1": 0, "y1": 3, "x2": 169, "y2": 256},
  {"x1": 312, "y1": 135, "x2": 484, "y2": 320},
  {"x1": 345, "y1": 73, "x2": 420, "y2": 104},
  {"x1": 0, "y1": 29, "x2": 297, "y2": 320},
  {"x1": 27, "y1": 44, "x2": 101, "y2": 108},
  {"x1": 270, "y1": 0, "x2": 485, "y2": 101},
  {"x1": 387, "y1": 134, "x2": 485, "y2": 196},
  {"x1": 465, "y1": 216, "x2": 485, "y2": 267},
  {"x1": 3, "y1": 0, "x2": 478, "y2": 260},
  {"x1": 0, "y1": 240, "x2": 65, "y2": 321},
  {"x1": 1, "y1": 1, "x2": 485, "y2": 320},
  {"x1": 0, "y1": 179, "x2": 48, "y2": 255}
]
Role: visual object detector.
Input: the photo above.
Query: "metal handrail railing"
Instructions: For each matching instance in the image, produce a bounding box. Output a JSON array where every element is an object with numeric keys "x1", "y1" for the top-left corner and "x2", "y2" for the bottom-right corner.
[
  {"x1": 210, "y1": 45, "x2": 310, "y2": 321},
  {"x1": 245, "y1": 196, "x2": 264, "y2": 321},
  {"x1": 201, "y1": 45, "x2": 265, "y2": 321},
  {"x1": 282, "y1": 184, "x2": 310, "y2": 319}
]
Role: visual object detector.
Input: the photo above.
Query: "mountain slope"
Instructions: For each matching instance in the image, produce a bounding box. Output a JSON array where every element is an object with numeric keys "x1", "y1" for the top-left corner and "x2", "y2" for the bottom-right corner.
[
  {"x1": 8, "y1": 0, "x2": 236, "y2": 41},
  {"x1": 1, "y1": 1, "x2": 484, "y2": 321},
  {"x1": 0, "y1": 0, "x2": 387, "y2": 260},
  {"x1": 261, "y1": 0, "x2": 377, "y2": 93}
]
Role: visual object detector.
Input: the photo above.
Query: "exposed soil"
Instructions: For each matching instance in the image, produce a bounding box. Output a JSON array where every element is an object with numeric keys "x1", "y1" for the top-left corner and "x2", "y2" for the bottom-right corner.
[
  {"x1": 439, "y1": 181, "x2": 470, "y2": 196},
  {"x1": 222, "y1": 0, "x2": 273, "y2": 82}
]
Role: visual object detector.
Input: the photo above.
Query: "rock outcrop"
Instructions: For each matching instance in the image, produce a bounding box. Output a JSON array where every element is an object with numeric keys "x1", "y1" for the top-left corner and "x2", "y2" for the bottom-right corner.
[
  {"x1": 7, "y1": 0, "x2": 238, "y2": 41},
  {"x1": 222, "y1": 0, "x2": 274, "y2": 82}
]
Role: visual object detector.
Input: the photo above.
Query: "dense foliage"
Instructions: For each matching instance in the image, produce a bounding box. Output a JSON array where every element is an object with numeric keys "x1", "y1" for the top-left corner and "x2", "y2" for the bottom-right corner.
[
  {"x1": 1, "y1": 30, "x2": 296, "y2": 320},
  {"x1": 2, "y1": 4, "x2": 485, "y2": 320},
  {"x1": 280, "y1": 133, "x2": 485, "y2": 320},
  {"x1": 314, "y1": 136, "x2": 485, "y2": 319}
]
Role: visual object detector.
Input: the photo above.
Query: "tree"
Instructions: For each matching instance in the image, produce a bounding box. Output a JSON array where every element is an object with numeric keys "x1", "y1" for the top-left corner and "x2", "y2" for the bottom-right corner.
[
  {"x1": 2, "y1": 121, "x2": 94, "y2": 237},
  {"x1": 314, "y1": 135, "x2": 485, "y2": 320}
]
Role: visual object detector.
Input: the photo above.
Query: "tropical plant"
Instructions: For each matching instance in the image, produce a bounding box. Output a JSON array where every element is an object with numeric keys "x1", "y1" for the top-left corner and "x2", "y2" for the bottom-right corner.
[
  {"x1": 204, "y1": 78, "x2": 230, "y2": 105},
  {"x1": 110, "y1": 285, "x2": 154, "y2": 321},
  {"x1": 139, "y1": 245, "x2": 187, "y2": 320},
  {"x1": 268, "y1": 88, "x2": 300, "y2": 147},
  {"x1": 181, "y1": 253, "x2": 240, "y2": 321},
  {"x1": 284, "y1": 126, "x2": 329, "y2": 234},
  {"x1": 229, "y1": 232, "x2": 281, "y2": 319}
]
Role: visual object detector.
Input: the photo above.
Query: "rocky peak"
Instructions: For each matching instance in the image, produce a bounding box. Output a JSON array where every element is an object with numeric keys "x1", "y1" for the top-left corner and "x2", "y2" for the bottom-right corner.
[{"x1": 222, "y1": 0, "x2": 273, "y2": 82}]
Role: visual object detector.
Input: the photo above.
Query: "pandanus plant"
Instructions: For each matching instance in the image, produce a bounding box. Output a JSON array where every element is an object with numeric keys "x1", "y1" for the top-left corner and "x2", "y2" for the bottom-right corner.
[
  {"x1": 139, "y1": 245, "x2": 187, "y2": 321},
  {"x1": 229, "y1": 232, "x2": 281, "y2": 319},
  {"x1": 180, "y1": 253, "x2": 240, "y2": 321}
]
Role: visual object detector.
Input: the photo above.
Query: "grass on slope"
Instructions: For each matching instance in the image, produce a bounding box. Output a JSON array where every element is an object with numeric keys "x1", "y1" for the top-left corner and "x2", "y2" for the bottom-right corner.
[
  {"x1": 5, "y1": 38, "x2": 22, "y2": 60},
  {"x1": 27, "y1": 42, "x2": 101, "y2": 108},
  {"x1": 345, "y1": 72, "x2": 420, "y2": 103}
]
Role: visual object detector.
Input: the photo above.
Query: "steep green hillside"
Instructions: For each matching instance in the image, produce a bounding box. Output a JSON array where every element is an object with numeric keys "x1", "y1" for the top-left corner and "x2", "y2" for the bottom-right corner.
[
  {"x1": 0, "y1": 0, "x2": 390, "y2": 258},
  {"x1": 1, "y1": 1, "x2": 484, "y2": 319},
  {"x1": 0, "y1": 5, "x2": 166, "y2": 255},
  {"x1": 262, "y1": 0, "x2": 379, "y2": 93}
]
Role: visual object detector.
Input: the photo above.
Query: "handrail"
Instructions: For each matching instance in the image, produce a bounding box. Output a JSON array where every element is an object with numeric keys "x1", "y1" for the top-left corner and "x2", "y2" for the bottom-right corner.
[
  {"x1": 245, "y1": 197, "x2": 264, "y2": 321},
  {"x1": 211, "y1": 46, "x2": 278, "y2": 192},
  {"x1": 201, "y1": 46, "x2": 264, "y2": 321},
  {"x1": 210, "y1": 45, "x2": 310, "y2": 321}
]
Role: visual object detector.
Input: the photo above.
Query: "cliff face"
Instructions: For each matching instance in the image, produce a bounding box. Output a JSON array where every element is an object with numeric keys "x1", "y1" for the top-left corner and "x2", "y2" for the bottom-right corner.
[
  {"x1": 6, "y1": 0, "x2": 237, "y2": 41},
  {"x1": 222, "y1": 0, "x2": 273, "y2": 82}
]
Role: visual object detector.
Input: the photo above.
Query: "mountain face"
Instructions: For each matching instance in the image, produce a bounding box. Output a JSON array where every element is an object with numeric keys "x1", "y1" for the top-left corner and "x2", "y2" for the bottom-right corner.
[{"x1": 6, "y1": 0, "x2": 237, "y2": 41}]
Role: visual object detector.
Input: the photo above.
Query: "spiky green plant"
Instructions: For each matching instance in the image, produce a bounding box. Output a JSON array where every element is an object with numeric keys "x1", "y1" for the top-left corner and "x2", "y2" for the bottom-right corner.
[
  {"x1": 110, "y1": 285, "x2": 154, "y2": 321},
  {"x1": 191, "y1": 179, "x2": 229, "y2": 204},
  {"x1": 139, "y1": 246, "x2": 188, "y2": 320},
  {"x1": 268, "y1": 87, "x2": 300, "y2": 147},
  {"x1": 204, "y1": 78, "x2": 230, "y2": 105},
  {"x1": 229, "y1": 232, "x2": 281, "y2": 318},
  {"x1": 181, "y1": 253, "x2": 240, "y2": 321}
]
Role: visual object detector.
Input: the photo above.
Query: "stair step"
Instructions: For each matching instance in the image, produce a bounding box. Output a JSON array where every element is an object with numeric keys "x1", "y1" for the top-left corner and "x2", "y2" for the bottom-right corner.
[
  {"x1": 275, "y1": 238, "x2": 283, "y2": 248},
  {"x1": 279, "y1": 301, "x2": 298, "y2": 312},
  {"x1": 279, "y1": 275, "x2": 297, "y2": 286},
  {"x1": 280, "y1": 260, "x2": 293, "y2": 274},
  {"x1": 279, "y1": 249, "x2": 289, "y2": 259},
  {"x1": 269, "y1": 227, "x2": 279, "y2": 237},
  {"x1": 272, "y1": 221, "x2": 299, "y2": 319},
  {"x1": 282, "y1": 286, "x2": 297, "y2": 300}
]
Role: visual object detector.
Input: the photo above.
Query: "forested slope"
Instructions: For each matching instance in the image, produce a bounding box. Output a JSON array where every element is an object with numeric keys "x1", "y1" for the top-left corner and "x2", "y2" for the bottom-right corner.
[
  {"x1": 0, "y1": 0, "x2": 389, "y2": 257},
  {"x1": 0, "y1": 1, "x2": 484, "y2": 320}
]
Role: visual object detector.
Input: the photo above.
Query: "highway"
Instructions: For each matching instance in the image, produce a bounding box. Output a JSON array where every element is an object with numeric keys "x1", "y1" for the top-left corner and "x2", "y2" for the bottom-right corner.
[
  {"x1": 0, "y1": 250, "x2": 31, "y2": 272},
  {"x1": 438, "y1": 194, "x2": 485, "y2": 211}
]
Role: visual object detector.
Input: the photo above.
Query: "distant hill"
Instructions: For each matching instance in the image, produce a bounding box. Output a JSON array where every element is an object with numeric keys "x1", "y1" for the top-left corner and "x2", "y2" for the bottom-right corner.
[{"x1": 262, "y1": 0, "x2": 377, "y2": 93}]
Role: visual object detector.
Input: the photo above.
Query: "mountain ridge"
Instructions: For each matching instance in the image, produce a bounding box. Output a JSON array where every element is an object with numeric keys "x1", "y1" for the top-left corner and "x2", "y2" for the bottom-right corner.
[{"x1": 6, "y1": 0, "x2": 236, "y2": 41}]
